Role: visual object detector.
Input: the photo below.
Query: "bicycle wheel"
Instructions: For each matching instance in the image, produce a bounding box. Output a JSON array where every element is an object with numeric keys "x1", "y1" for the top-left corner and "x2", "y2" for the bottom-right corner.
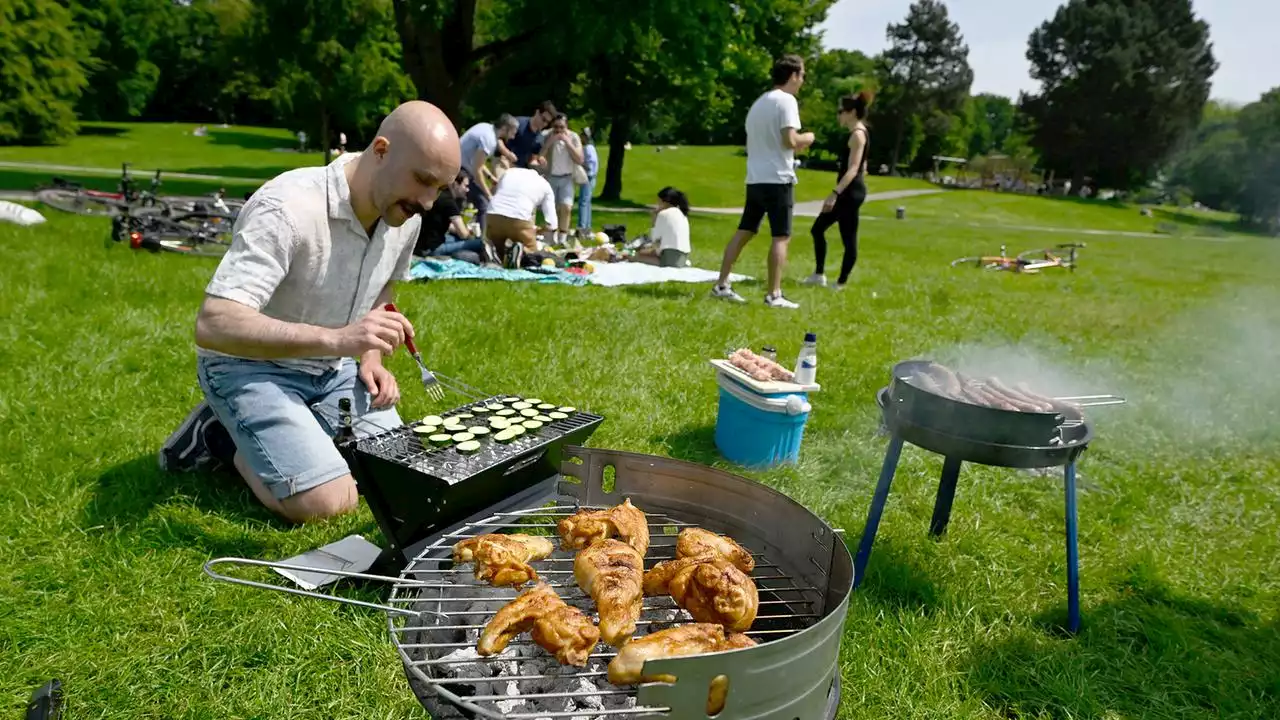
[
  {"x1": 137, "y1": 217, "x2": 229, "y2": 257},
  {"x1": 36, "y1": 188, "x2": 124, "y2": 216},
  {"x1": 950, "y1": 256, "x2": 986, "y2": 268}
]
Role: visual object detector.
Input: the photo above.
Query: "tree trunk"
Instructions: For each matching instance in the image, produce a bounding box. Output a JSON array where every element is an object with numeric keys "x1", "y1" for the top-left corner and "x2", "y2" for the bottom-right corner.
[
  {"x1": 1070, "y1": 164, "x2": 1086, "y2": 197},
  {"x1": 890, "y1": 115, "x2": 907, "y2": 176},
  {"x1": 599, "y1": 113, "x2": 631, "y2": 202},
  {"x1": 321, "y1": 104, "x2": 331, "y2": 166},
  {"x1": 392, "y1": 0, "x2": 548, "y2": 123}
]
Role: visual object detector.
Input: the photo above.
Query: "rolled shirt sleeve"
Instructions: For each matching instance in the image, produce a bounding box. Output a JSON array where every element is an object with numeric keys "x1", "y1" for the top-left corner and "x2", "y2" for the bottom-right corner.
[{"x1": 205, "y1": 203, "x2": 298, "y2": 311}]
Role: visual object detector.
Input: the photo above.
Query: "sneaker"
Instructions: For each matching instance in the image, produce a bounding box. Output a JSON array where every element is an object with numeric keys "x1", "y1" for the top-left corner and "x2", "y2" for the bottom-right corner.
[
  {"x1": 481, "y1": 242, "x2": 501, "y2": 266},
  {"x1": 504, "y1": 242, "x2": 525, "y2": 269},
  {"x1": 832, "y1": 283, "x2": 846, "y2": 292},
  {"x1": 159, "y1": 401, "x2": 220, "y2": 472},
  {"x1": 765, "y1": 292, "x2": 800, "y2": 309},
  {"x1": 803, "y1": 273, "x2": 828, "y2": 287},
  {"x1": 711, "y1": 283, "x2": 746, "y2": 303}
]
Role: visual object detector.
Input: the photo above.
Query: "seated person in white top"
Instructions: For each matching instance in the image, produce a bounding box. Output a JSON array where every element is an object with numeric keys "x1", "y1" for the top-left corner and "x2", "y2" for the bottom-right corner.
[
  {"x1": 633, "y1": 186, "x2": 692, "y2": 268},
  {"x1": 484, "y1": 158, "x2": 558, "y2": 266},
  {"x1": 158, "y1": 101, "x2": 462, "y2": 525}
]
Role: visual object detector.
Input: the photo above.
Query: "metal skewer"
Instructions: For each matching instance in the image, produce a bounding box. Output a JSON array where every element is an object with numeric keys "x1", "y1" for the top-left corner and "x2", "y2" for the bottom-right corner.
[{"x1": 1054, "y1": 394, "x2": 1125, "y2": 402}]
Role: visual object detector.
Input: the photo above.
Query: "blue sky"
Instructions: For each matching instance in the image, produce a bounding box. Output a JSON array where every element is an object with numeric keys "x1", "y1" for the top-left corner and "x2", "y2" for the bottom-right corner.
[{"x1": 819, "y1": 0, "x2": 1278, "y2": 105}]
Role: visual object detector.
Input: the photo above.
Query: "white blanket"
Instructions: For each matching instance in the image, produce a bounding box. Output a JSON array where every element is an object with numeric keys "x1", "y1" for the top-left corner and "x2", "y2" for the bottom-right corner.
[{"x1": 586, "y1": 263, "x2": 751, "y2": 287}]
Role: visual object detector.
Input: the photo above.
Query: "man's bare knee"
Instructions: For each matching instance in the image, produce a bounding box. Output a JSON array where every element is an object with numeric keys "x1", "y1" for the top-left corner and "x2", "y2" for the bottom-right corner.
[{"x1": 278, "y1": 475, "x2": 359, "y2": 524}]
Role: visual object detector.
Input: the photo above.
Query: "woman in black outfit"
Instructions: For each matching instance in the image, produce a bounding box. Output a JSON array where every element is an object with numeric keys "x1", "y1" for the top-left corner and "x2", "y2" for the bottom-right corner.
[{"x1": 804, "y1": 91, "x2": 873, "y2": 290}]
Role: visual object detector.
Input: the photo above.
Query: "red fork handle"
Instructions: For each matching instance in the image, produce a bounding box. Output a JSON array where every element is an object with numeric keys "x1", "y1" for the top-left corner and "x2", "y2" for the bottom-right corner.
[{"x1": 382, "y1": 303, "x2": 419, "y2": 355}]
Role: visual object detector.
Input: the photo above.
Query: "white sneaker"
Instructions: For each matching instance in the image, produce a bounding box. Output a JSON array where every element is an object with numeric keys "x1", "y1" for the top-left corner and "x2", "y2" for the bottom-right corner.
[
  {"x1": 711, "y1": 283, "x2": 746, "y2": 303},
  {"x1": 832, "y1": 283, "x2": 846, "y2": 292},
  {"x1": 765, "y1": 292, "x2": 799, "y2": 309},
  {"x1": 803, "y1": 273, "x2": 828, "y2": 286}
]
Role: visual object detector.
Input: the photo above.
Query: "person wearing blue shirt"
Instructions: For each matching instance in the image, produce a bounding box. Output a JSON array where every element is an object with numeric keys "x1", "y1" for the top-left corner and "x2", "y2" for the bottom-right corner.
[
  {"x1": 458, "y1": 114, "x2": 518, "y2": 233},
  {"x1": 578, "y1": 127, "x2": 599, "y2": 233},
  {"x1": 506, "y1": 101, "x2": 556, "y2": 168}
]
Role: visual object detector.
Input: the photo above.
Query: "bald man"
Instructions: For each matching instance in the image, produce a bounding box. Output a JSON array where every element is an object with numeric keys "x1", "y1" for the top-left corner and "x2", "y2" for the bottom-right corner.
[{"x1": 159, "y1": 101, "x2": 462, "y2": 524}]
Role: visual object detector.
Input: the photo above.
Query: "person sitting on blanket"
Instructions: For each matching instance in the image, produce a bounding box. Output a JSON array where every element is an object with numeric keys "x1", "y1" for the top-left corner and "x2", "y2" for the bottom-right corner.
[
  {"x1": 483, "y1": 158, "x2": 557, "y2": 269},
  {"x1": 157, "y1": 100, "x2": 462, "y2": 524},
  {"x1": 413, "y1": 170, "x2": 484, "y2": 264},
  {"x1": 631, "y1": 186, "x2": 692, "y2": 268}
]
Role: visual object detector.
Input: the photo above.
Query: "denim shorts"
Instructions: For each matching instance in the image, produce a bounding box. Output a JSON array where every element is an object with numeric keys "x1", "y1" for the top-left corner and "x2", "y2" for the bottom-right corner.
[{"x1": 197, "y1": 355, "x2": 403, "y2": 500}]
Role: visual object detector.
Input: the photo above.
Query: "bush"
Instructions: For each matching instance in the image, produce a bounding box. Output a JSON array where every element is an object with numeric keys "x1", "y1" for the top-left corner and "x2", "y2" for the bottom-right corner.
[{"x1": 0, "y1": 0, "x2": 89, "y2": 145}]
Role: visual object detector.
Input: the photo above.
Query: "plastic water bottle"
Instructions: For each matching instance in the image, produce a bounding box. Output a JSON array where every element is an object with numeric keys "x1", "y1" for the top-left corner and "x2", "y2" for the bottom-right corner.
[{"x1": 794, "y1": 332, "x2": 818, "y2": 385}]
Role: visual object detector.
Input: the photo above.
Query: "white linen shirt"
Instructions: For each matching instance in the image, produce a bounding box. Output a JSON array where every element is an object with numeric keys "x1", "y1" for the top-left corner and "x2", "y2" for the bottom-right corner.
[
  {"x1": 200, "y1": 152, "x2": 420, "y2": 374},
  {"x1": 487, "y1": 167, "x2": 557, "y2": 224}
]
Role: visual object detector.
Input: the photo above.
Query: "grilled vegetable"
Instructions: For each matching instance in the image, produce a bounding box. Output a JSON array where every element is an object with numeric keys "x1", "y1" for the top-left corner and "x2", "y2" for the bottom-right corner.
[{"x1": 456, "y1": 440, "x2": 482, "y2": 454}]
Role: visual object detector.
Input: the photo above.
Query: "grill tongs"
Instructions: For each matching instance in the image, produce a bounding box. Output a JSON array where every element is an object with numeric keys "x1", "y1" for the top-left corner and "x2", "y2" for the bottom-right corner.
[{"x1": 203, "y1": 557, "x2": 450, "y2": 621}]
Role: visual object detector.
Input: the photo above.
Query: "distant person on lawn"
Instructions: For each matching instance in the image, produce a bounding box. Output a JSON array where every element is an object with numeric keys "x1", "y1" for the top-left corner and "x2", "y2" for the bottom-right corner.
[
  {"x1": 507, "y1": 101, "x2": 557, "y2": 169},
  {"x1": 711, "y1": 54, "x2": 814, "y2": 309},
  {"x1": 414, "y1": 171, "x2": 485, "y2": 264},
  {"x1": 484, "y1": 160, "x2": 558, "y2": 268},
  {"x1": 539, "y1": 113, "x2": 585, "y2": 246},
  {"x1": 159, "y1": 100, "x2": 462, "y2": 525},
  {"x1": 459, "y1": 114, "x2": 519, "y2": 234},
  {"x1": 577, "y1": 127, "x2": 599, "y2": 233},
  {"x1": 803, "y1": 91, "x2": 873, "y2": 290},
  {"x1": 632, "y1": 186, "x2": 691, "y2": 267}
]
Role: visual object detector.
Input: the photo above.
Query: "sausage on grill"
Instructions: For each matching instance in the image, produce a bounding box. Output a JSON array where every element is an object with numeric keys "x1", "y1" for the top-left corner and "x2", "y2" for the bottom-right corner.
[{"x1": 987, "y1": 376, "x2": 1055, "y2": 412}]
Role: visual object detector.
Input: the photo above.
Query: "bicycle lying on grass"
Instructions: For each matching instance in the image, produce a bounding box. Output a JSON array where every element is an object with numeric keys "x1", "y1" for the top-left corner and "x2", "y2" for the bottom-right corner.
[
  {"x1": 108, "y1": 205, "x2": 234, "y2": 258},
  {"x1": 949, "y1": 242, "x2": 1085, "y2": 274},
  {"x1": 35, "y1": 163, "x2": 243, "y2": 218}
]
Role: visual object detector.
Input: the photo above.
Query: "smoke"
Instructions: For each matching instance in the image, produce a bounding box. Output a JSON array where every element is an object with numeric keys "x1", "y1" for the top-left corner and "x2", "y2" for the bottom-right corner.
[{"x1": 920, "y1": 286, "x2": 1280, "y2": 449}]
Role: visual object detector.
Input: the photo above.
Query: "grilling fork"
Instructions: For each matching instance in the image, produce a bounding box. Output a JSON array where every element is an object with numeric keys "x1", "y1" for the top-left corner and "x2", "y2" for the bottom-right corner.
[{"x1": 383, "y1": 303, "x2": 444, "y2": 401}]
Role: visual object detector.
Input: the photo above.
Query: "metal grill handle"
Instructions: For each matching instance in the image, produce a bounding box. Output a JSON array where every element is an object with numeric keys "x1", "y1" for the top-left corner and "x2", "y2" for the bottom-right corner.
[{"x1": 203, "y1": 557, "x2": 449, "y2": 620}]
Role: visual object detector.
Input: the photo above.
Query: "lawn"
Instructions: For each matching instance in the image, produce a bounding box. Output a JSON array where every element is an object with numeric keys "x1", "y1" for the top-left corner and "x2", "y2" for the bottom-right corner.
[
  {"x1": 0, "y1": 122, "x2": 941, "y2": 210},
  {"x1": 2, "y1": 169, "x2": 1278, "y2": 720}
]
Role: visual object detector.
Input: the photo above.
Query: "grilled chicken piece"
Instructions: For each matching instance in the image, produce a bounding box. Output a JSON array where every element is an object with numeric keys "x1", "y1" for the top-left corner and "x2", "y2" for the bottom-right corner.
[
  {"x1": 452, "y1": 534, "x2": 555, "y2": 588},
  {"x1": 557, "y1": 498, "x2": 650, "y2": 556},
  {"x1": 607, "y1": 623, "x2": 756, "y2": 685},
  {"x1": 643, "y1": 554, "x2": 759, "y2": 632},
  {"x1": 675, "y1": 528, "x2": 755, "y2": 573},
  {"x1": 477, "y1": 583, "x2": 600, "y2": 666},
  {"x1": 574, "y1": 539, "x2": 644, "y2": 646}
]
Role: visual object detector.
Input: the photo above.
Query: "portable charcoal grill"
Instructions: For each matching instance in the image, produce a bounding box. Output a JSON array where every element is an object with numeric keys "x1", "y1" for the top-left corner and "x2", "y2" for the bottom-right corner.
[
  {"x1": 332, "y1": 387, "x2": 604, "y2": 573},
  {"x1": 206, "y1": 447, "x2": 853, "y2": 719},
  {"x1": 852, "y1": 359, "x2": 1123, "y2": 633}
]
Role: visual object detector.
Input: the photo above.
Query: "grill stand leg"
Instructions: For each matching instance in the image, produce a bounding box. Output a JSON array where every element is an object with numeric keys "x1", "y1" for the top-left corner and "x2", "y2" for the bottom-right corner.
[
  {"x1": 928, "y1": 456, "x2": 962, "y2": 538},
  {"x1": 1064, "y1": 459, "x2": 1081, "y2": 633},
  {"x1": 853, "y1": 434, "x2": 903, "y2": 590}
]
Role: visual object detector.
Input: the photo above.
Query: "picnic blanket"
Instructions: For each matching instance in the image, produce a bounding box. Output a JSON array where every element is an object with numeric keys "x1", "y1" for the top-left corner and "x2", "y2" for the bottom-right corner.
[
  {"x1": 585, "y1": 263, "x2": 751, "y2": 287},
  {"x1": 408, "y1": 258, "x2": 590, "y2": 286}
]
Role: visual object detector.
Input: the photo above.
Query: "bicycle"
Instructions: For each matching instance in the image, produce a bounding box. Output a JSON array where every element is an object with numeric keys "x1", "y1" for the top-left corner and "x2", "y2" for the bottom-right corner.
[
  {"x1": 109, "y1": 205, "x2": 233, "y2": 258},
  {"x1": 949, "y1": 242, "x2": 1084, "y2": 274},
  {"x1": 37, "y1": 163, "x2": 170, "y2": 217}
]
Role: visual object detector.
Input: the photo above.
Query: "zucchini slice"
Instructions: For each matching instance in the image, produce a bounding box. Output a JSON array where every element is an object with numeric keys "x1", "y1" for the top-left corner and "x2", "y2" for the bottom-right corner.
[
  {"x1": 468, "y1": 426, "x2": 491, "y2": 437},
  {"x1": 494, "y1": 426, "x2": 524, "y2": 443},
  {"x1": 558, "y1": 406, "x2": 576, "y2": 413},
  {"x1": 454, "y1": 413, "x2": 474, "y2": 421},
  {"x1": 428, "y1": 434, "x2": 453, "y2": 446},
  {"x1": 450, "y1": 432, "x2": 475, "y2": 443},
  {"x1": 537, "y1": 403, "x2": 555, "y2": 410},
  {"x1": 533, "y1": 415, "x2": 553, "y2": 423},
  {"x1": 525, "y1": 398, "x2": 543, "y2": 405},
  {"x1": 413, "y1": 425, "x2": 439, "y2": 435},
  {"x1": 470, "y1": 406, "x2": 490, "y2": 414},
  {"x1": 421, "y1": 415, "x2": 444, "y2": 426},
  {"x1": 456, "y1": 440, "x2": 482, "y2": 454},
  {"x1": 512, "y1": 401, "x2": 532, "y2": 410},
  {"x1": 496, "y1": 408, "x2": 516, "y2": 417},
  {"x1": 548, "y1": 412, "x2": 568, "y2": 420},
  {"x1": 489, "y1": 417, "x2": 511, "y2": 429},
  {"x1": 486, "y1": 403, "x2": 505, "y2": 412},
  {"x1": 519, "y1": 408, "x2": 539, "y2": 418},
  {"x1": 521, "y1": 420, "x2": 544, "y2": 430}
]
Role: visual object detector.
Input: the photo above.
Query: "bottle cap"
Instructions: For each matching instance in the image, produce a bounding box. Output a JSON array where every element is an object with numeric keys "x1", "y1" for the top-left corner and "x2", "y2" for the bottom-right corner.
[
  {"x1": 762, "y1": 345, "x2": 776, "y2": 353},
  {"x1": 804, "y1": 332, "x2": 817, "y2": 342}
]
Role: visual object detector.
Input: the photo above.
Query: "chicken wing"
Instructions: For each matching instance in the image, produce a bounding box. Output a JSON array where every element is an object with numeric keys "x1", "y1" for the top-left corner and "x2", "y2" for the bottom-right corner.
[
  {"x1": 643, "y1": 554, "x2": 759, "y2": 632},
  {"x1": 557, "y1": 498, "x2": 650, "y2": 556},
  {"x1": 606, "y1": 623, "x2": 756, "y2": 685},
  {"x1": 452, "y1": 533, "x2": 555, "y2": 588},
  {"x1": 477, "y1": 583, "x2": 600, "y2": 666},
  {"x1": 574, "y1": 539, "x2": 644, "y2": 646},
  {"x1": 676, "y1": 527, "x2": 755, "y2": 573}
]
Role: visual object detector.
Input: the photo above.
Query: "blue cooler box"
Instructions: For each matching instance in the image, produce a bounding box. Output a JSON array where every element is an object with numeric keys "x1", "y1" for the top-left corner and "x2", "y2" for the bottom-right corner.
[{"x1": 713, "y1": 368, "x2": 814, "y2": 468}]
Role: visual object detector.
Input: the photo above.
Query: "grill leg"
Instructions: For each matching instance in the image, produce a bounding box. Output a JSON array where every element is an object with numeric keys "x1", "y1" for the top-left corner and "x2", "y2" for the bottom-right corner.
[
  {"x1": 853, "y1": 434, "x2": 903, "y2": 590},
  {"x1": 928, "y1": 456, "x2": 962, "y2": 538},
  {"x1": 1064, "y1": 459, "x2": 1081, "y2": 633}
]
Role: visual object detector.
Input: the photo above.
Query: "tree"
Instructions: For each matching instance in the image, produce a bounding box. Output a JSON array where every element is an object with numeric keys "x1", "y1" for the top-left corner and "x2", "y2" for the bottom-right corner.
[
  {"x1": 391, "y1": 0, "x2": 547, "y2": 123},
  {"x1": 67, "y1": 0, "x2": 171, "y2": 121},
  {"x1": 968, "y1": 93, "x2": 1016, "y2": 157},
  {"x1": 0, "y1": 0, "x2": 89, "y2": 145},
  {"x1": 799, "y1": 49, "x2": 879, "y2": 161},
  {"x1": 1021, "y1": 0, "x2": 1217, "y2": 194},
  {"x1": 250, "y1": 0, "x2": 414, "y2": 162},
  {"x1": 1234, "y1": 88, "x2": 1280, "y2": 229},
  {"x1": 879, "y1": 0, "x2": 974, "y2": 173}
]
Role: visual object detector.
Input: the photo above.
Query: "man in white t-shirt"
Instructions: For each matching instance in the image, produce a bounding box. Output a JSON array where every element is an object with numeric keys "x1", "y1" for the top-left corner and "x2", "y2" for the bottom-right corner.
[
  {"x1": 712, "y1": 54, "x2": 814, "y2": 309},
  {"x1": 484, "y1": 162, "x2": 557, "y2": 266},
  {"x1": 459, "y1": 114, "x2": 519, "y2": 233}
]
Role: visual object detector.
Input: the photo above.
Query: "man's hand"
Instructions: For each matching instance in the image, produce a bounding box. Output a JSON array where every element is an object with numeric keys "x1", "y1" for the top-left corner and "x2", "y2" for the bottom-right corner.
[
  {"x1": 359, "y1": 351, "x2": 400, "y2": 408},
  {"x1": 329, "y1": 306, "x2": 414, "y2": 356},
  {"x1": 798, "y1": 132, "x2": 816, "y2": 150}
]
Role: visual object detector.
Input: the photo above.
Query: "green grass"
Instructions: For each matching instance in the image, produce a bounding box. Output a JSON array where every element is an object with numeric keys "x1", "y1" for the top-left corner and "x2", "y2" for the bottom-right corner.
[
  {"x1": 3, "y1": 188, "x2": 1279, "y2": 719},
  {"x1": 0, "y1": 122, "x2": 941, "y2": 209}
]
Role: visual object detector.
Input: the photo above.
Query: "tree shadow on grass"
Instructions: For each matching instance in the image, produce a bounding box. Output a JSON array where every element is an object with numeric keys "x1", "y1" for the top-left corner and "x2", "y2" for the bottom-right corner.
[
  {"x1": 966, "y1": 563, "x2": 1280, "y2": 719},
  {"x1": 208, "y1": 129, "x2": 298, "y2": 152},
  {"x1": 77, "y1": 125, "x2": 128, "y2": 137}
]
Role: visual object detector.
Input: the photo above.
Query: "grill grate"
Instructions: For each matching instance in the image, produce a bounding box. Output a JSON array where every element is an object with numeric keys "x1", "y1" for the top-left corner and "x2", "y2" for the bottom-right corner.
[
  {"x1": 388, "y1": 506, "x2": 826, "y2": 719},
  {"x1": 354, "y1": 397, "x2": 603, "y2": 486}
]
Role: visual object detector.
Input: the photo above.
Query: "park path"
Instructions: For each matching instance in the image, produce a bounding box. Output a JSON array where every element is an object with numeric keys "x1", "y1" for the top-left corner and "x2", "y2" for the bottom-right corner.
[{"x1": 0, "y1": 160, "x2": 263, "y2": 183}]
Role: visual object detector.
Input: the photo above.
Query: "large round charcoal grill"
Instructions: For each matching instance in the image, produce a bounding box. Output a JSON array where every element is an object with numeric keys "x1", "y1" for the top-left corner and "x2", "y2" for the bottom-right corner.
[
  {"x1": 207, "y1": 447, "x2": 852, "y2": 719},
  {"x1": 853, "y1": 359, "x2": 1123, "y2": 634}
]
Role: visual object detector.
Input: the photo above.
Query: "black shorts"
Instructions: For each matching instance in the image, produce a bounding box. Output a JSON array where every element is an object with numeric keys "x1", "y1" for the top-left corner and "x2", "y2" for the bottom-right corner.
[{"x1": 737, "y1": 183, "x2": 795, "y2": 238}]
